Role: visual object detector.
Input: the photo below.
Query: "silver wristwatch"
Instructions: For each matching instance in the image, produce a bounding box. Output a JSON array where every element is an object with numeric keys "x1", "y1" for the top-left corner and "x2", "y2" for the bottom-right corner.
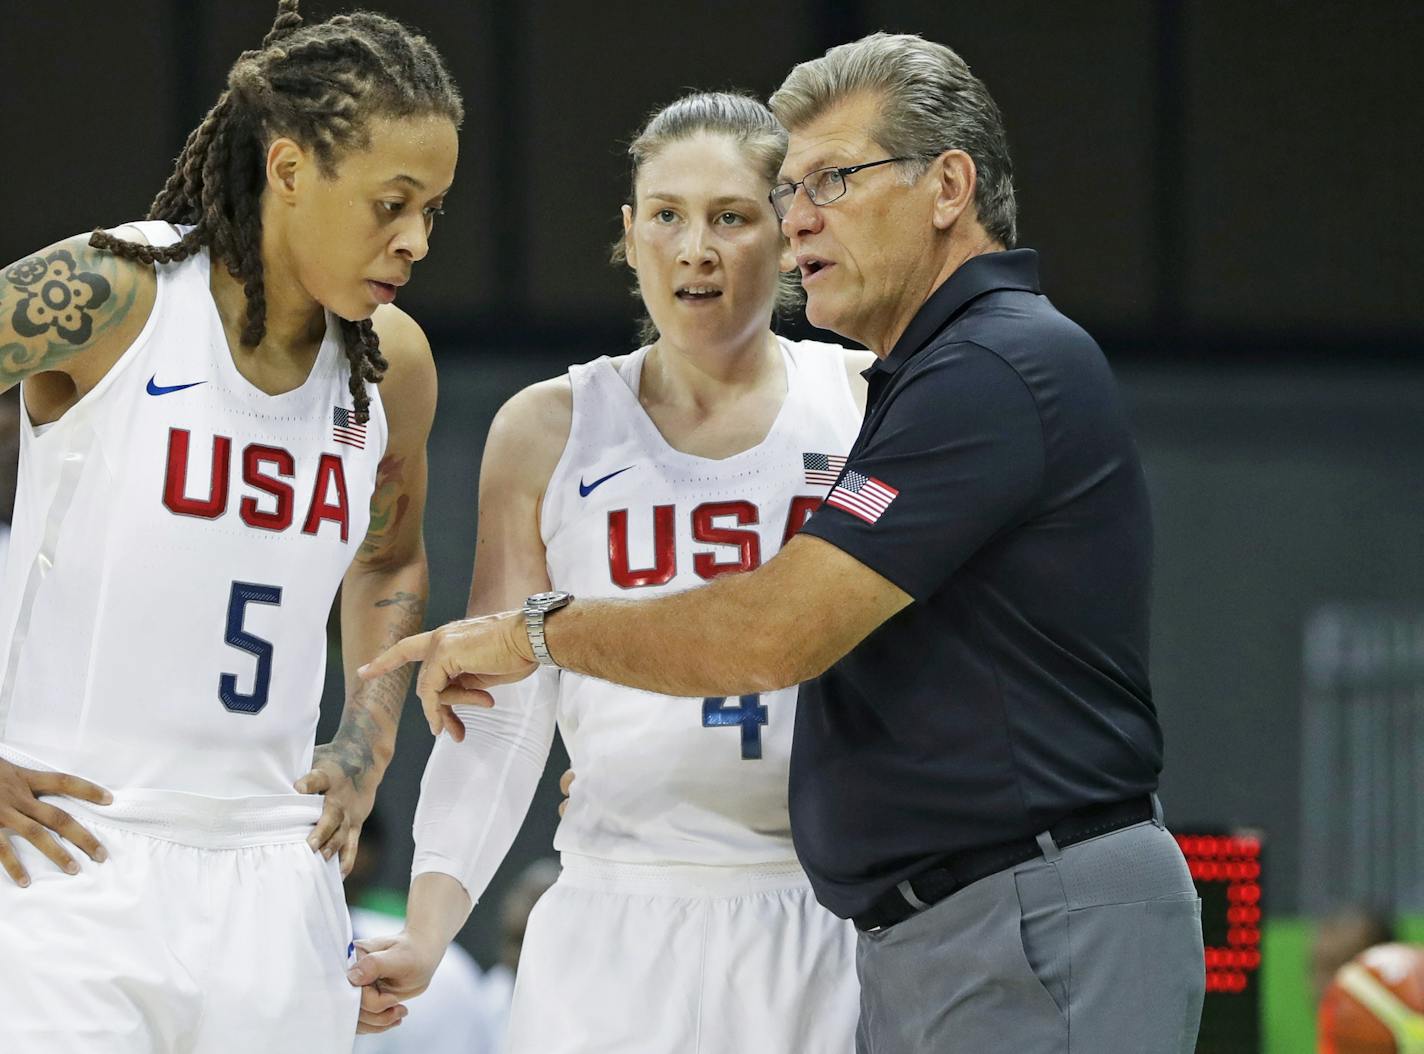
[{"x1": 524, "y1": 590, "x2": 573, "y2": 667}]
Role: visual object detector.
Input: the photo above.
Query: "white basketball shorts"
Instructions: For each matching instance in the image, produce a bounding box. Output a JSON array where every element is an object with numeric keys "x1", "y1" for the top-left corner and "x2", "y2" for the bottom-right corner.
[
  {"x1": 504, "y1": 854, "x2": 859, "y2": 1054},
  {"x1": 0, "y1": 779, "x2": 359, "y2": 1053}
]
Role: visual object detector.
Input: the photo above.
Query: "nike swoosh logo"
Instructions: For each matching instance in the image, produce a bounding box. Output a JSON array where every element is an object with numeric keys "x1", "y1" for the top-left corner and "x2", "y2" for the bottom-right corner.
[
  {"x1": 146, "y1": 375, "x2": 206, "y2": 396},
  {"x1": 579, "y1": 466, "x2": 635, "y2": 497}
]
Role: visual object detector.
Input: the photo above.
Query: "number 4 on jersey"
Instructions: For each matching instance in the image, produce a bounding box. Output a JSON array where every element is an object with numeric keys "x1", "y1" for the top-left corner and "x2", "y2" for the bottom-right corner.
[{"x1": 702, "y1": 694, "x2": 768, "y2": 760}]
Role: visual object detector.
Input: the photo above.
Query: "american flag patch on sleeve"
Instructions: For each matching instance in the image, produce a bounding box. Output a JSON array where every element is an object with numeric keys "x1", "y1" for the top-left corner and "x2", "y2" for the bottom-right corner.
[
  {"x1": 826, "y1": 469, "x2": 899, "y2": 524},
  {"x1": 803, "y1": 452, "x2": 848, "y2": 487},
  {"x1": 332, "y1": 406, "x2": 366, "y2": 449}
]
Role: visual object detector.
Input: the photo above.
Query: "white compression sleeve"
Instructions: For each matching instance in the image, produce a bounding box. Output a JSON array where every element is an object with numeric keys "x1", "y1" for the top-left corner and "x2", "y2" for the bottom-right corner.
[{"x1": 410, "y1": 669, "x2": 559, "y2": 904}]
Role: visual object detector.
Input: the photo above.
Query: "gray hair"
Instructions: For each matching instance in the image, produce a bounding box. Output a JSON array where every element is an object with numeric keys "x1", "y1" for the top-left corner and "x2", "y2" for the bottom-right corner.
[
  {"x1": 770, "y1": 32, "x2": 1017, "y2": 247},
  {"x1": 614, "y1": 91, "x2": 802, "y2": 344}
]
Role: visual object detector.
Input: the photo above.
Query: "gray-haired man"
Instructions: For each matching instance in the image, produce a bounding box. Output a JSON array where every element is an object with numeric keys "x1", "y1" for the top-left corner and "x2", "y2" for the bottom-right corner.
[{"x1": 359, "y1": 33, "x2": 1205, "y2": 1054}]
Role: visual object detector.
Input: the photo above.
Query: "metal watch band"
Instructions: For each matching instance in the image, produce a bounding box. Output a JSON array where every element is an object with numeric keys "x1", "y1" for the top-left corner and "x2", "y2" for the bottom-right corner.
[
  {"x1": 524, "y1": 591, "x2": 572, "y2": 668},
  {"x1": 527, "y1": 608, "x2": 556, "y2": 666}
]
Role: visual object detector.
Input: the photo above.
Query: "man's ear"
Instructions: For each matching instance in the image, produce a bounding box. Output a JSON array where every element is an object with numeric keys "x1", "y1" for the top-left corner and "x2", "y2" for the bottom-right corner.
[{"x1": 930, "y1": 149, "x2": 977, "y2": 232}]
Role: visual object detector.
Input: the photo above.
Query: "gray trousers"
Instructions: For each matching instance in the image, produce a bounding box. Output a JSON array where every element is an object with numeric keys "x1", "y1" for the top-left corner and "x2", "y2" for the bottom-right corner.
[{"x1": 855, "y1": 813, "x2": 1205, "y2": 1053}]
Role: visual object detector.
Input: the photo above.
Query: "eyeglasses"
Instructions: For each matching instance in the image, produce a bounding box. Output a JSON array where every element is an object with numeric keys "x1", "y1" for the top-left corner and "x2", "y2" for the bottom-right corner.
[{"x1": 768, "y1": 157, "x2": 911, "y2": 220}]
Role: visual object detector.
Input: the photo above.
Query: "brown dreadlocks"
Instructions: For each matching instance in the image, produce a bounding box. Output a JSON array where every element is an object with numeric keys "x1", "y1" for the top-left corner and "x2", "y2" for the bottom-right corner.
[{"x1": 90, "y1": 0, "x2": 462, "y2": 422}]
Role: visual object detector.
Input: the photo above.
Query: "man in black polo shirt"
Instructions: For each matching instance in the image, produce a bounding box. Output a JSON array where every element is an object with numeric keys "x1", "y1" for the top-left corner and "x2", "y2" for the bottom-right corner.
[{"x1": 360, "y1": 32, "x2": 1204, "y2": 1054}]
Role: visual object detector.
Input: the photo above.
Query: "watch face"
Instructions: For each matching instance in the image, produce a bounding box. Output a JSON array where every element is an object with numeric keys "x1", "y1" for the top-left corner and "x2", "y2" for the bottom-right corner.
[{"x1": 527, "y1": 591, "x2": 571, "y2": 611}]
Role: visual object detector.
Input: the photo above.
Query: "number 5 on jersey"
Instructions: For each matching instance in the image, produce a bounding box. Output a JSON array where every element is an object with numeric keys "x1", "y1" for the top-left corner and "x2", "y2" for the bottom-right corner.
[
  {"x1": 703, "y1": 694, "x2": 768, "y2": 760},
  {"x1": 220, "y1": 581, "x2": 283, "y2": 714}
]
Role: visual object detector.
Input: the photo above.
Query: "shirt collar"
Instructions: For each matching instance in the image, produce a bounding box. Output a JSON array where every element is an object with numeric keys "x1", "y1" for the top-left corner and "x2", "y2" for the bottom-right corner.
[{"x1": 867, "y1": 248, "x2": 1041, "y2": 377}]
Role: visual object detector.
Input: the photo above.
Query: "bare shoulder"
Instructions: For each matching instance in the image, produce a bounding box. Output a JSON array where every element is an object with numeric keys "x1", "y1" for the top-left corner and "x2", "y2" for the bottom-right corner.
[
  {"x1": 368, "y1": 304, "x2": 436, "y2": 436},
  {"x1": 0, "y1": 231, "x2": 157, "y2": 395},
  {"x1": 369, "y1": 304, "x2": 434, "y2": 386},
  {"x1": 473, "y1": 374, "x2": 573, "y2": 505},
  {"x1": 487, "y1": 374, "x2": 572, "y2": 471}
]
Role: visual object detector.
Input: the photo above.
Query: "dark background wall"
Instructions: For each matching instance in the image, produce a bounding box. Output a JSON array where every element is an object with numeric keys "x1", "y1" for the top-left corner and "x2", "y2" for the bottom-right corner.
[{"x1": 3, "y1": 0, "x2": 1422, "y2": 971}]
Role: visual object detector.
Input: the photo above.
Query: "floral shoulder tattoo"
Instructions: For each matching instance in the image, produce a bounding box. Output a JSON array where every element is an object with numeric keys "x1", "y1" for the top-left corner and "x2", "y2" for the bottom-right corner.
[{"x1": 1, "y1": 244, "x2": 131, "y2": 385}]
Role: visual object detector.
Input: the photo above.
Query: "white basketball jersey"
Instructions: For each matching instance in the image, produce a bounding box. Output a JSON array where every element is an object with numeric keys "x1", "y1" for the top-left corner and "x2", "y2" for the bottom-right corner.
[
  {"x1": 0, "y1": 222, "x2": 386, "y2": 797},
  {"x1": 541, "y1": 339, "x2": 860, "y2": 864}
]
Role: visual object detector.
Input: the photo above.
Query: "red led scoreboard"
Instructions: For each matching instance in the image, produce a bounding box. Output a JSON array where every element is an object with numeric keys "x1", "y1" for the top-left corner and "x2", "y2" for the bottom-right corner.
[{"x1": 1177, "y1": 830, "x2": 1263, "y2": 1053}]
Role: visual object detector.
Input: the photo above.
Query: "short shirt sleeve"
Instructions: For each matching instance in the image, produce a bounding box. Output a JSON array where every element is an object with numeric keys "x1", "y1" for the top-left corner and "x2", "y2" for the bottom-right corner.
[{"x1": 798, "y1": 341, "x2": 1044, "y2": 600}]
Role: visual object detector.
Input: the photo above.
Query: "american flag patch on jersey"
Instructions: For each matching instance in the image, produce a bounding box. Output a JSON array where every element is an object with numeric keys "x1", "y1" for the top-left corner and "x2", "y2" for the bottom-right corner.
[
  {"x1": 332, "y1": 406, "x2": 366, "y2": 449},
  {"x1": 803, "y1": 452, "x2": 847, "y2": 487},
  {"x1": 826, "y1": 470, "x2": 899, "y2": 524}
]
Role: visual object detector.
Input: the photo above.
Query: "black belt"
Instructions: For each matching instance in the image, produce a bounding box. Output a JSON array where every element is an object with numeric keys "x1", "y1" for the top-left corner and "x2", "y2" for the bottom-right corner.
[{"x1": 853, "y1": 796, "x2": 1156, "y2": 933}]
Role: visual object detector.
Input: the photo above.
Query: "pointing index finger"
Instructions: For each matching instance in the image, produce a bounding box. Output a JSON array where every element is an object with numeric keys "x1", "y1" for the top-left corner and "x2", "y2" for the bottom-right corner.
[{"x1": 358, "y1": 631, "x2": 434, "y2": 680}]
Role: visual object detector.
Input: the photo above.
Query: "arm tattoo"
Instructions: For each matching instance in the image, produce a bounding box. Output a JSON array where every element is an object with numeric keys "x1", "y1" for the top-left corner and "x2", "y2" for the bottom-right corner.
[
  {"x1": 7, "y1": 251, "x2": 111, "y2": 343},
  {"x1": 375, "y1": 590, "x2": 423, "y2": 615},
  {"x1": 1, "y1": 244, "x2": 133, "y2": 386},
  {"x1": 358, "y1": 455, "x2": 411, "y2": 562},
  {"x1": 0, "y1": 244, "x2": 135, "y2": 390},
  {"x1": 322, "y1": 710, "x2": 379, "y2": 787},
  {"x1": 323, "y1": 588, "x2": 427, "y2": 788}
]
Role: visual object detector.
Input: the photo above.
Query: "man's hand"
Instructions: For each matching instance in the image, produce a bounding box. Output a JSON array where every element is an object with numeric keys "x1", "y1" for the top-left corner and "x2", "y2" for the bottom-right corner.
[
  {"x1": 346, "y1": 930, "x2": 445, "y2": 1034},
  {"x1": 295, "y1": 745, "x2": 377, "y2": 876},
  {"x1": 358, "y1": 610, "x2": 536, "y2": 741},
  {"x1": 0, "y1": 758, "x2": 111, "y2": 886}
]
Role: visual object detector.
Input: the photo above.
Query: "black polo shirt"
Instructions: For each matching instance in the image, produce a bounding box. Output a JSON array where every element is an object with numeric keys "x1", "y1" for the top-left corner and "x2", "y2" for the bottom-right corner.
[{"x1": 792, "y1": 249, "x2": 1162, "y2": 920}]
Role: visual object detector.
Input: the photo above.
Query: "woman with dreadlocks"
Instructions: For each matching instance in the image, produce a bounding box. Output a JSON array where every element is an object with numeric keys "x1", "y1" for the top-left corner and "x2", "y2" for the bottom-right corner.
[{"x1": 0, "y1": 2, "x2": 459, "y2": 1049}]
